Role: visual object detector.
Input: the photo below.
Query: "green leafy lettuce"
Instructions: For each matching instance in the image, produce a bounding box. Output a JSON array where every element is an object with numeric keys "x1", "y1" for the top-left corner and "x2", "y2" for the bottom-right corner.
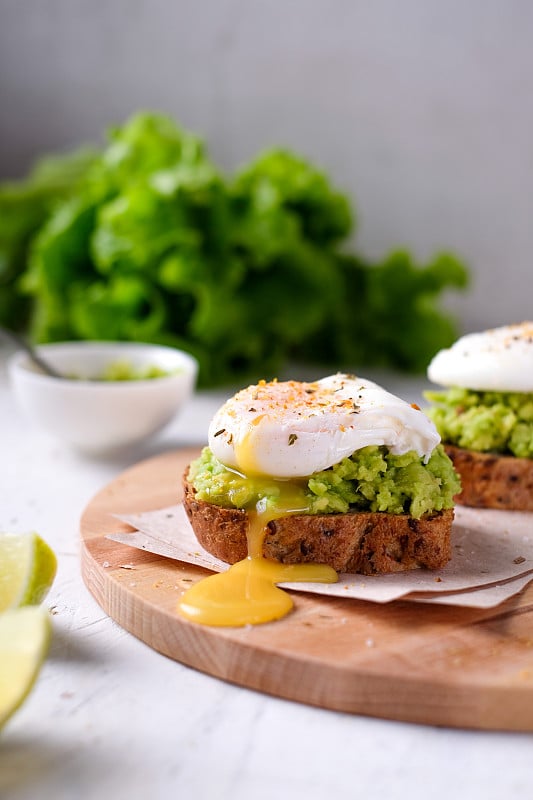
[{"x1": 1, "y1": 112, "x2": 469, "y2": 386}]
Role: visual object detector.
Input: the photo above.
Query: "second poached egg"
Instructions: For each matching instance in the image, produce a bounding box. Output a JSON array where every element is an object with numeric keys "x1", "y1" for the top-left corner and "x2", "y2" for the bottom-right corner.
[{"x1": 427, "y1": 321, "x2": 533, "y2": 392}]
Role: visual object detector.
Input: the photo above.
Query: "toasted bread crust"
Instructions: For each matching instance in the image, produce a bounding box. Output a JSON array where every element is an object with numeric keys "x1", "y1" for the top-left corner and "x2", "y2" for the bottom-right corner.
[
  {"x1": 444, "y1": 445, "x2": 533, "y2": 511},
  {"x1": 182, "y1": 475, "x2": 453, "y2": 574}
]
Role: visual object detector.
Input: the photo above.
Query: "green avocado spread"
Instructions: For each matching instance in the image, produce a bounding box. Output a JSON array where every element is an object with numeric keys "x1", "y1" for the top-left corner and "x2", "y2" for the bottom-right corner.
[
  {"x1": 424, "y1": 388, "x2": 533, "y2": 459},
  {"x1": 187, "y1": 444, "x2": 460, "y2": 520},
  {"x1": 99, "y1": 361, "x2": 175, "y2": 381},
  {"x1": 66, "y1": 360, "x2": 178, "y2": 381}
]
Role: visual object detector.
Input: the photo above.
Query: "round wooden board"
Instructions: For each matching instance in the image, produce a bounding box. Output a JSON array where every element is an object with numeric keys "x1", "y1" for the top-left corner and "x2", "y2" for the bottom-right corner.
[{"x1": 80, "y1": 447, "x2": 533, "y2": 731}]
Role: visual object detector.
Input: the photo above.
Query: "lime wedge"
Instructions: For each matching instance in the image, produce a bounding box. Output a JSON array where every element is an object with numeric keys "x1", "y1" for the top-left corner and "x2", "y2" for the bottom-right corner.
[
  {"x1": 0, "y1": 606, "x2": 52, "y2": 728},
  {"x1": 0, "y1": 532, "x2": 57, "y2": 612}
]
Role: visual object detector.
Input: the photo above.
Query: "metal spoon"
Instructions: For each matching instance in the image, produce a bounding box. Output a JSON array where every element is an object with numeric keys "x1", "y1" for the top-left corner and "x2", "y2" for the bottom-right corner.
[{"x1": 0, "y1": 326, "x2": 64, "y2": 379}]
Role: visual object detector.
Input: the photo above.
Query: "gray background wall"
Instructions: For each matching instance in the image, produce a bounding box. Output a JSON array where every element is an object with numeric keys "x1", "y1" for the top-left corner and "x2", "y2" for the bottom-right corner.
[{"x1": 1, "y1": 0, "x2": 532, "y2": 332}]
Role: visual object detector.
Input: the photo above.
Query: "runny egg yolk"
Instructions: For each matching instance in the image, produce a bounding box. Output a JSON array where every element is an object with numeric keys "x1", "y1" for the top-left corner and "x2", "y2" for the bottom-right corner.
[
  {"x1": 177, "y1": 423, "x2": 338, "y2": 627},
  {"x1": 232, "y1": 414, "x2": 265, "y2": 477}
]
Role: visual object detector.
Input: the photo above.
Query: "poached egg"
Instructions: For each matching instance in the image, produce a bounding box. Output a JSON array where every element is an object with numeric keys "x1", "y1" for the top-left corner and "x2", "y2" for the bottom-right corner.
[
  {"x1": 208, "y1": 373, "x2": 440, "y2": 479},
  {"x1": 427, "y1": 322, "x2": 533, "y2": 392},
  {"x1": 181, "y1": 373, "x2": 442, "y2": 627}
]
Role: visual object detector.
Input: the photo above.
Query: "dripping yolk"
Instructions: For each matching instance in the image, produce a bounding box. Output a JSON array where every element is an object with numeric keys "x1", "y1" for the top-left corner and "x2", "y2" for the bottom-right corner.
[
  {"x1": 232, "y1": 415, "x2": 266, "y2": 477},
  {"x1": 177, "y1": 426, "x2": 338, "y2": 627}
]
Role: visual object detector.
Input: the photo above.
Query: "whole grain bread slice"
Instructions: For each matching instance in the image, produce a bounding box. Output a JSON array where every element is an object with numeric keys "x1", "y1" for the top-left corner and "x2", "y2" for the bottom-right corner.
[
  {"x1": 444, "y1": 445, "x2": 533, "y2": 511},
  {"x1": 183, "y1": 475, "x2": 453, "y2": 575}
]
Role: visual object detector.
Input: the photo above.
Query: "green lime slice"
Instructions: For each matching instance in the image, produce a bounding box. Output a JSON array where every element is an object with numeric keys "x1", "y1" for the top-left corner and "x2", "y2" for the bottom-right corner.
[
  {"x1": 0, "y1": 606, "x2": 52, "y2": 728},
  {"x1": 0, "y1": 532, "x2": 57, "y2": 611}
]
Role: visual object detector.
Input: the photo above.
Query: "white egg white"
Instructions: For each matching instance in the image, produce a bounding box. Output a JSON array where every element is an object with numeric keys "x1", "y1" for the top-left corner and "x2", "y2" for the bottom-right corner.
[
  {"x1": 428, "y1": 322, "x2": 533, "y2": 392},
  {"x1": 208, "y1": 373, "x2": 440, "y2": 479}
]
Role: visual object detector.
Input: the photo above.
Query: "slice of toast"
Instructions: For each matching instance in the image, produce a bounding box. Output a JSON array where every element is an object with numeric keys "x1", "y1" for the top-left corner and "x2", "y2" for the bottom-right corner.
[
  {"x1": 183, "y1": 475, "x2": 453, "y2": 575},
  {"x1": 444, "y1": 445, "x2": 533, "y2": 511}
]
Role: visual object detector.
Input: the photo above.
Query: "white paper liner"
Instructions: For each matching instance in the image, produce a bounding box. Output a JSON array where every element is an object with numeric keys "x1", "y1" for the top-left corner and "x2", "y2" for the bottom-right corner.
[
  {"x1": 408, "y1": 571, "x2": 533, "y2": 608},
  {"x1": 105, "y1": 503, "x2": 533, "y2": 608}
]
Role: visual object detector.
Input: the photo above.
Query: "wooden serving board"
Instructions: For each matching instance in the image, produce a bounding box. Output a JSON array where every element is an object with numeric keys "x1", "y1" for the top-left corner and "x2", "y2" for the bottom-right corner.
[{"x1": 80, "y1": 447, "x2": 533, "y2": 731}]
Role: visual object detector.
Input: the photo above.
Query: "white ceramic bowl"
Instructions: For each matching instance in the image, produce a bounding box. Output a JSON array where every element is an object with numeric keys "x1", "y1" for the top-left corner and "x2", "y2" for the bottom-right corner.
[{"x1": 8, "y1": 341, "x2": 198, "y2": 453}]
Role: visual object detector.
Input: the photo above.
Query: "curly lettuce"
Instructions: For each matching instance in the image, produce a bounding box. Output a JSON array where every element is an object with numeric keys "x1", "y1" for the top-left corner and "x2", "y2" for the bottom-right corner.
[{"x1": 0, "y1": 112, "x2": 469, "y2": 386}]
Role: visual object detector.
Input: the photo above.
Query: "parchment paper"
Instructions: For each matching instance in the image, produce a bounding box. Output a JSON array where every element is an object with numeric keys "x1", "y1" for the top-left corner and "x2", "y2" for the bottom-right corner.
[{"x1": 106, "y1": 503, "x2": 533, "y2": 608}]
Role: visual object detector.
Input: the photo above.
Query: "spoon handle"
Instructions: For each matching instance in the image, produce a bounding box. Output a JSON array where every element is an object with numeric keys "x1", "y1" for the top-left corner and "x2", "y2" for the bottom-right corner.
[{"x1": 0, "y1": 326, "x2": 63, "y2": 379}]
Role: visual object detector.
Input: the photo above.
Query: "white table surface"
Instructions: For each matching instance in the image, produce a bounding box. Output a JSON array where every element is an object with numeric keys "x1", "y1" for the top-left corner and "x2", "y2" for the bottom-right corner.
[{"x1": 1, "y1": 352, "x2": 532, "y2": 800}]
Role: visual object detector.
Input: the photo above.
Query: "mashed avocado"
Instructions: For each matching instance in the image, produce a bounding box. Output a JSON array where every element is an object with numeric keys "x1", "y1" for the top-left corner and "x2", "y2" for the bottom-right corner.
[
  {"x1": 100, "y1": 361, "x2": 175, "y2": 380},
  {"x1": 188, "y1": 444, "x2": 460, "y2": 519},
  {"x1": 67, "y1": 361, "x2": 178, "y2": 381},
  {"x1": 425, "y1": 388, "x2": 533, "y2": 459}
]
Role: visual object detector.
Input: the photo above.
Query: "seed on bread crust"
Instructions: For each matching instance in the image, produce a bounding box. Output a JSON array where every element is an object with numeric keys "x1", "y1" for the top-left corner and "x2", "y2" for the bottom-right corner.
[
  {"x1": 444, "y1": 445, "x2": 533, "y2": 511},
  {"x1": 182, "y1": 473, "x2": 453, "y2": 575}
]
